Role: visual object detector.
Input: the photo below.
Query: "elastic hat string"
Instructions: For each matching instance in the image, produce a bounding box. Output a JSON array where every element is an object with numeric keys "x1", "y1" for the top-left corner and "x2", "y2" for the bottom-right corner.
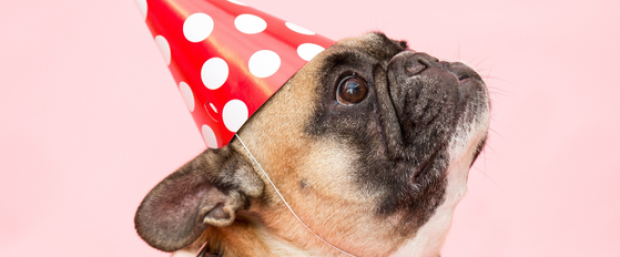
[
  {"x1": 229, "y1": 134, "x2": 358, "y2": 257},
  {"x1": 195, "y1": 135, "x2": 358, "y2": 257}
]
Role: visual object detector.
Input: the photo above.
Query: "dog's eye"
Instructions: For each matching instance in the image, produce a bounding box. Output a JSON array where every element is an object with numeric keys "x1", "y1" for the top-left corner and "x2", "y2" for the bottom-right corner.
[{"x1": 337, "y1": 76, "x2": 368, "y2": 105}]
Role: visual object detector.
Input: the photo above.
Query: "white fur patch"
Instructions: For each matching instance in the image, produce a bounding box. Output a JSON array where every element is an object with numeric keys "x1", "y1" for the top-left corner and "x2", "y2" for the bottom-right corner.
[{"x1": 171, "y1": 250, "x2": 198, "y2": 257}]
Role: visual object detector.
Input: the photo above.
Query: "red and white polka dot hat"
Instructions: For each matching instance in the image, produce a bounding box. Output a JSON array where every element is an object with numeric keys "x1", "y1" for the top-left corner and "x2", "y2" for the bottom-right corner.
[{"x1": 135, "y1": 0, "x2": 334, "y2": 148}]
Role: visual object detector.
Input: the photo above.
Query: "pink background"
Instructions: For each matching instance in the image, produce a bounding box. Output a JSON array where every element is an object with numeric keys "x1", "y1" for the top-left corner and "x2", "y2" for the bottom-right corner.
[{"x1": 1, "y1": 0, "x2": 619, "y2": 256}]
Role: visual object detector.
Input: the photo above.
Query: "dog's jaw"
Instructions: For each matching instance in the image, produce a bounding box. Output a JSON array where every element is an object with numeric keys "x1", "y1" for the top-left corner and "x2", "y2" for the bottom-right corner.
[
  {"x1": 389, "y1": 78, "x2": 490, "y2": 257},
  {"x1": 387, "y1": 165, "x2": 466, "y2": 257}
]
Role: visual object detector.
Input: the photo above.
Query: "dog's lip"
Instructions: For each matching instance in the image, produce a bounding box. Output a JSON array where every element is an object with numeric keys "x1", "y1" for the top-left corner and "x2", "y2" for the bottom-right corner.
[
  {"x1": 413, "y1": 145, "x2": 441, "y2": 181},
  {"x1": 383, "y1": 59, "x2": 480, "y2": 178}
]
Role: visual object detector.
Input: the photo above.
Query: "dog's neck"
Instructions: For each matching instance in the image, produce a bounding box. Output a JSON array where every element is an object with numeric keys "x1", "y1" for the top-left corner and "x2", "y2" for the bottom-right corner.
[
  {"x1": 175, "y1": 222, "x2": 322, "y2": 257},
  {"x1": 175, "y1": 218, "x2": 449, "y2": 257},
  {"x1": 175, "y1": 205, "x2": 458, "y2": 257},
  {"x1": 173, "y1": 163, "x2": 472, "y2": 257}
]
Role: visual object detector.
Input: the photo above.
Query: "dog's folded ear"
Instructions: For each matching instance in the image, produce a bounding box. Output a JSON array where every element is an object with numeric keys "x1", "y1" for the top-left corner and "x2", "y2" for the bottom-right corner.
[{"x1": 134, "y1": 146, "x2": 264, "y2": 252}]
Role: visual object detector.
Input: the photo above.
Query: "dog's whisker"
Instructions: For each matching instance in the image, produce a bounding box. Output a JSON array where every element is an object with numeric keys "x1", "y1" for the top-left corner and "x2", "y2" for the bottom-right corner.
[
  {"x1": 472, "y1": 54, "x2": 494, "y2": 69},
  {"x1": 487, "y1": 89, "x2": 511, "y2": 97},
  {"x1": 487, "y1": 127, "x2": 506, "y2": 141},
  {"x1": 471, "y1": 158, "x2": 501, "y2": 189},
  {"x1": 485, "y1": 76, "x2": 512, "y2": 84}
]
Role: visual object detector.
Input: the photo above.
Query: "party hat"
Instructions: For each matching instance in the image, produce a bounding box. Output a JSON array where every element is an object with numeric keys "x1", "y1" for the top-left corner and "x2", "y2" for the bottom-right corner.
[{"x1": 135, "y1": 0, "x2": 334, "y2": 148}]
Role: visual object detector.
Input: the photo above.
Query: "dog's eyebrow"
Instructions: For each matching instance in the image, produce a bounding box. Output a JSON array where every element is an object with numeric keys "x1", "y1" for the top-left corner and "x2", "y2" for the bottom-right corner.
[
  {"x1": 322, "y1": 50, "x2": 376, "y2": 71},
  {"x1": 324, "y1": 51, "x2": 364, "y2": 66}
]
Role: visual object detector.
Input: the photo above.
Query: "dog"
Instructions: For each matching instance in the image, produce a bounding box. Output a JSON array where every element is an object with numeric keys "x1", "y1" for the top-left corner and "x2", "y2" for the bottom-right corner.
[{"x1": 134, "y1": 32, "x2": 490, "y2": 257}]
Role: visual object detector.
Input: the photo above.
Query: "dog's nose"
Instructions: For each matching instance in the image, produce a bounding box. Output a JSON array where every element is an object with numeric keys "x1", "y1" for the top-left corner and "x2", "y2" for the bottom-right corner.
[{"x1": 404, "y1": 52, "x2": 440, "y2": 76}]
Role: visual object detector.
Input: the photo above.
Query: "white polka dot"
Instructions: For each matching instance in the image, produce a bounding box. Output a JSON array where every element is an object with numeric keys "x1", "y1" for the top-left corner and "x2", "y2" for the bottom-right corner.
[
  {"x1": 248, "y1": 50, "x2": 281, "y2": 78},
  {"x1": 297, "y1": 43, "x2": 325, "y2": 61},
  {"x1": 227, "y1": 0, "x2": 248, "y2": 5},
  {"x1": 202, "y1": 124, "x2": 219, "y2": 148},
  {"x1": 234, "y1": 14, "x2": 267, "y2": 34},
  {"x1": 285, "y1": 22, "x2": 315, "y2": 35},
  {"x1": 222, "y1": 100, "x2": 248, "y2": 132},
  {"x1": 135, "y1": 0, "x2": 147, "y2": 20},
  {"x1": 178, "y1": 82, "x2": 195, "y2": 112},
  {"x1": 154, "y1": 35, "x2": 171, "y2": 65},
  {"x1": 183, "y1": 13, "x2": 214, "y2": 42},
  {"x1": 201, "y1": 58, "x2": 229, "y2": 90}
]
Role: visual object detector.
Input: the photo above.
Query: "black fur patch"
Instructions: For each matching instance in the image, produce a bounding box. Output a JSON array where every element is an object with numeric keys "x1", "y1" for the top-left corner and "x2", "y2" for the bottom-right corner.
[{"x1": 304, "y1": 32, "x2": 485, "y2": 231}]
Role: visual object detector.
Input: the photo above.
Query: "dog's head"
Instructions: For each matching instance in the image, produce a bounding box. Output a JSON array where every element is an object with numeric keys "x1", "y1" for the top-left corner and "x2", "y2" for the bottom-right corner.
[{"x1": 135, "y1": 32, "x2": 489, "y2": 257}]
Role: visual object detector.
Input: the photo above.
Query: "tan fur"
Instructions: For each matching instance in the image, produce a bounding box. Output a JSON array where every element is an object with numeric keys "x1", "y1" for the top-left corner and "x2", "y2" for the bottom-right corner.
[
  {"x1": 185, "y1": 41, "x2": 414, "y2": 257},
  {"x1": 138, "y1": 33, "x2": 489, "y2": 257}
]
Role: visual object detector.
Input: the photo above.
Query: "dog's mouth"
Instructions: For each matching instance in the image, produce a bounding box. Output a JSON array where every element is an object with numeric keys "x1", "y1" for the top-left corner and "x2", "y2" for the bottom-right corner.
[
  {"x1": 382, "y1": 51, "x2": 487, "y2": 182},
  {"x1": 413, "y1": 145, "x2": 440, "y2": 181}
]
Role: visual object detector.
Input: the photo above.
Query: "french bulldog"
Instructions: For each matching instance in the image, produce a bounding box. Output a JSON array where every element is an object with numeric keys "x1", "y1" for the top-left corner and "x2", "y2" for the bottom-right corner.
[{"x1": 134, "y1": 32, "x2": 490, "y2": 257}]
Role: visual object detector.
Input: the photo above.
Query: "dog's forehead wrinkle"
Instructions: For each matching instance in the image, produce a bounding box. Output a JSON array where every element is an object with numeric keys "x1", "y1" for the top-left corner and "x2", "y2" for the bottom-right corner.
[
  {"x1": 337, "y1": 32, "x2": 407, "y2": 60},
  {"x1": 320, "y1": 50, "x2": 378, "y2": 77}
]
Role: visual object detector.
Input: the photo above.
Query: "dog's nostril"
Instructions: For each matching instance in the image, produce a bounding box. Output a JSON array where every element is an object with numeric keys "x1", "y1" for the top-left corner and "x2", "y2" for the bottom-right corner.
[
  {"x1": 404, "y1": 52, "x2": 439, "y2": 76},
  {"x1": 457, "y1": 73, "x2": 471, "y2": 81},
  {"x1": 406, "y1": 59, "x2": 427, "y2": 75}
]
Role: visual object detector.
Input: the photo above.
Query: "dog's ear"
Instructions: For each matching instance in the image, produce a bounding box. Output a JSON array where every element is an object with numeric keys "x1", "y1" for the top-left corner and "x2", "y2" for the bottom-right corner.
[{"x1": 134, "y1": 145, "x2": 264, "y2": 252}]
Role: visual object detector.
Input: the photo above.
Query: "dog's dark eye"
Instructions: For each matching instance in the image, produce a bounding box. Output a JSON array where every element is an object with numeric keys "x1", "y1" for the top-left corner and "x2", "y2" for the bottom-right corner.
[{"x1": 337, "y1": 76, "x2": 368, "y2": 105}]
